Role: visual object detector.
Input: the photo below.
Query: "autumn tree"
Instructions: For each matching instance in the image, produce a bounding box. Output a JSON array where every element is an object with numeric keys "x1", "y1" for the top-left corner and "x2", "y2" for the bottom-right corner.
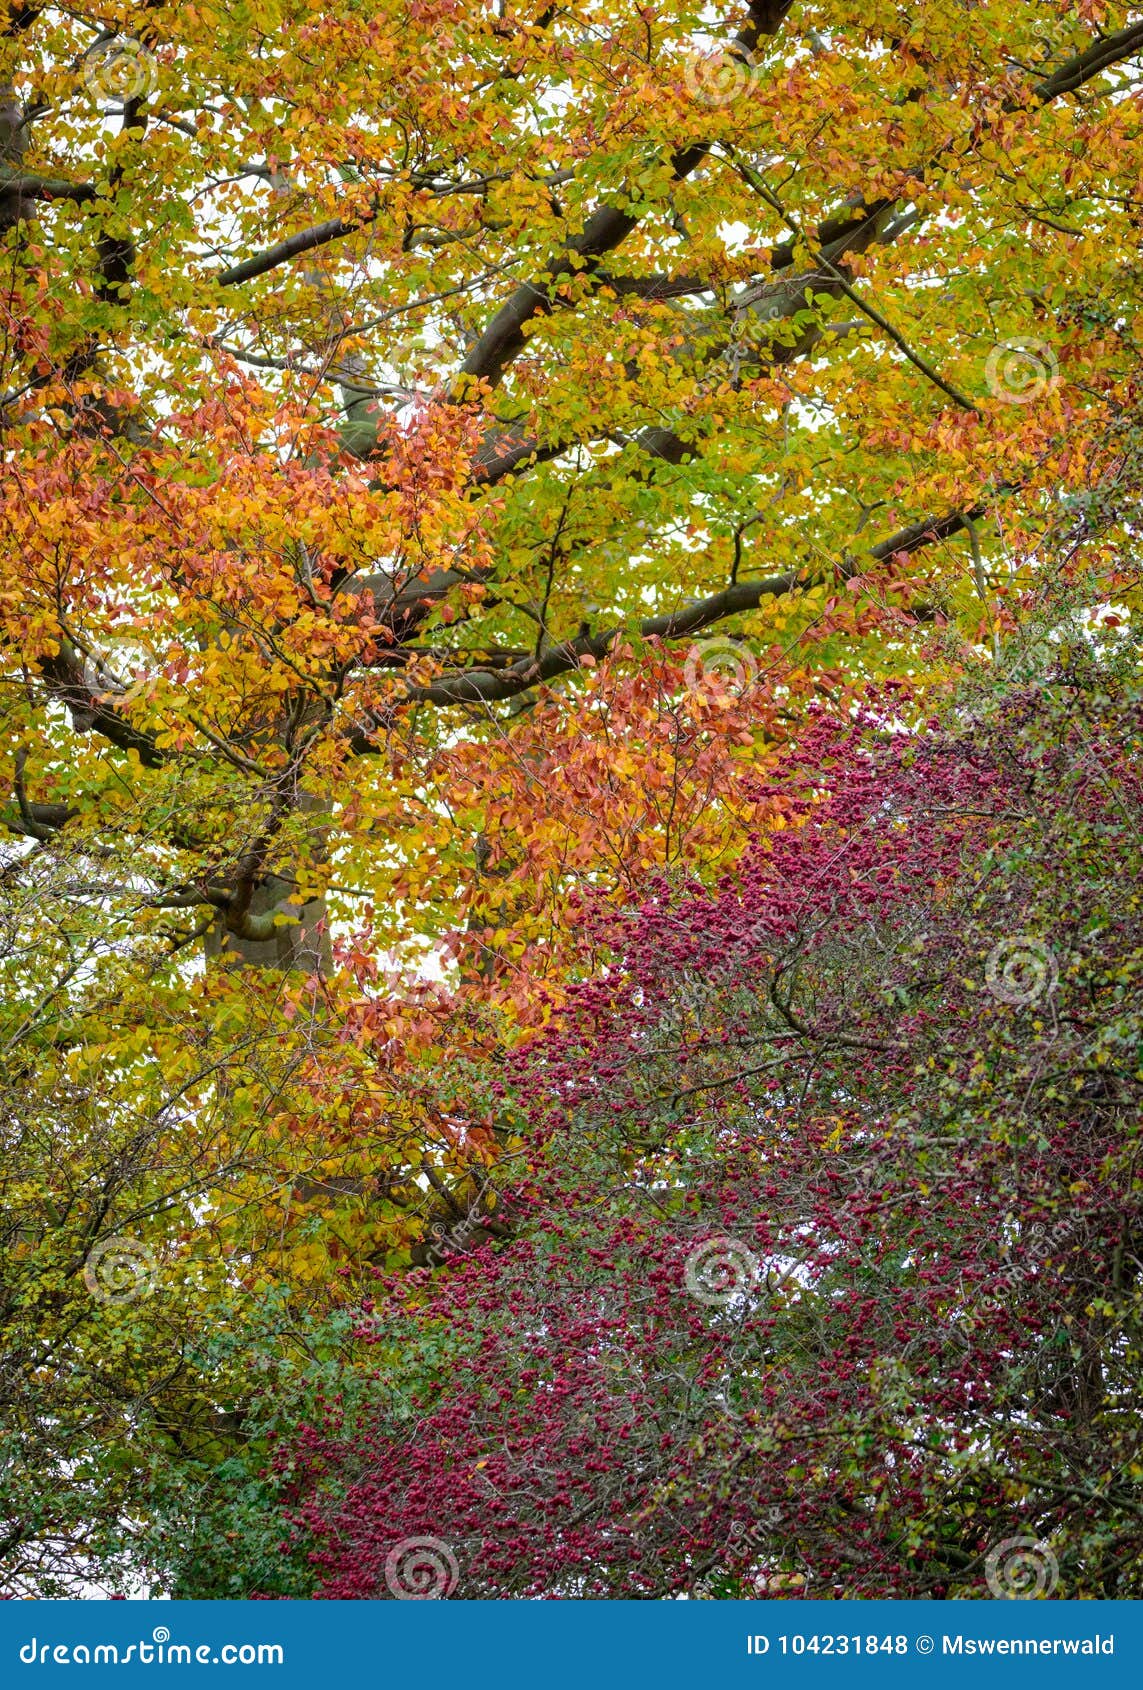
[{"x1": 3, "y1": 0, "x2": 1142, "y2": 969}]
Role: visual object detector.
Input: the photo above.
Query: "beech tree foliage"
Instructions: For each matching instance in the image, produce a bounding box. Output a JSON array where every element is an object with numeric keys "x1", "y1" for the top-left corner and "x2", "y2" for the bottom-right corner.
[{"x1": 3, "y1": 0, "x2": 1142, "y2": 963}]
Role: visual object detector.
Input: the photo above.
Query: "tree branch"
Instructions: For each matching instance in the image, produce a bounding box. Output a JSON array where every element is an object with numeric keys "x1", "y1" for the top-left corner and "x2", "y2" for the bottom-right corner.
[
  {"x1": 372, "y1": 500, "x2": 976, "y2": 713},
  {"x1": 454, "y1": 3, "x2": 794, "y2": 391}
]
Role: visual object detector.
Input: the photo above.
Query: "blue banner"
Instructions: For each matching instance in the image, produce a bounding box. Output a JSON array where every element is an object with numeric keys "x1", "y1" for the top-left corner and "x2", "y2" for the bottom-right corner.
[{"x1": 1, "y1": 1602, "x2": 1140, "y2": 1689}]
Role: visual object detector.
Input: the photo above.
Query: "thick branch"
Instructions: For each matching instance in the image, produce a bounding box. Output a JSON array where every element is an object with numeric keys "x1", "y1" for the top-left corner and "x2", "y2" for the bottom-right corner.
[
  {"x1": 216, "y1": 215, "x2": 358, "y2": 288},
  {"x1": 456, "y1": 3, "x2": 793, "y2": 391},
  {"x1": 380, "y1": 500, "x2": 975, "y2": 712},
  {"x1": 0, "y1": 172, "x2": 94, "y2": 202},
  {"x1": 1032, "y1": 20, "x2": 1143, "y2": 100},
  {"x1": 38, "y1": 649, "x2": 164, "y2": 767}
]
